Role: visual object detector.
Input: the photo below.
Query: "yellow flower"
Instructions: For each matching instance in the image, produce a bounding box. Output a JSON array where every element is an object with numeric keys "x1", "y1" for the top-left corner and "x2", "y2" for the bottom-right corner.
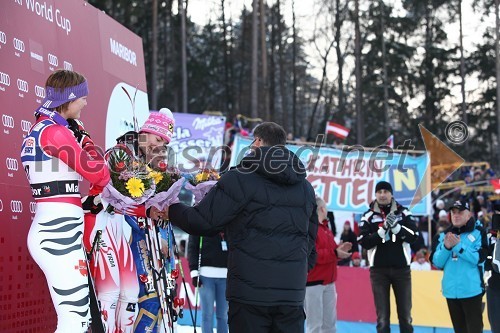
[
  {"x1": 195, "y1": 172, "x2": 209, "y2": 183},
  {"x1": 150, "y1": 171, "x2": 164, "y2": 184},
  {"x1": 126, "y1": 177, "x2": 145, "y2": 198}
]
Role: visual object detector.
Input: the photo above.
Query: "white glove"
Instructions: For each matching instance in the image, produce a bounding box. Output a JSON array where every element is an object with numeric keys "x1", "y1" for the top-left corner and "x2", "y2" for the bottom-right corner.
[
  {"x1": 377, "y1": 227, "x2": 386, "y2": 239},
  {"x1": 484, "y1": 271, "x2": 492, "y2": 286},
  {"x1": 391, "y1": 224, "x2": 402, "y2": 235}
]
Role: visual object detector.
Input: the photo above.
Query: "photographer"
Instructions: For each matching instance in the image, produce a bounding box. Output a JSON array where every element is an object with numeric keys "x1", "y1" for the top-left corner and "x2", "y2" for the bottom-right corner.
[
  {"x1": 486, "y1": 212, "x2": 500, "y2": 333},
  {"x1": 358, "y1": 181, "x2": 418, "y2": 333}
]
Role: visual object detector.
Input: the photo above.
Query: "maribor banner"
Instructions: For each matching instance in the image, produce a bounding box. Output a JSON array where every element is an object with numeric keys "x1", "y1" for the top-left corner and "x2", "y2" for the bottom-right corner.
[{"x1": 0, "y1": 1, "x2": 149, "y2": 331}]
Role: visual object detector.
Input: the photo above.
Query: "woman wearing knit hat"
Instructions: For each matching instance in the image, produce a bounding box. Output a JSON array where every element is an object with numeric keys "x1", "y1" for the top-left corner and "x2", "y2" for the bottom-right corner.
[
  {"x1": 350, "y1": 252, "x2": 367, "y2": 268},
  {"x1": 138, "y1": 108, "x2": 175, "y2": 146},
  {"x1": 20, "y1": 70, "x2": 110, "y2": 332},
  {"x1": 84, "y1": 108, "x2": 175, "y2": 333},
  {"x1": 129, "y1": 108, "x2": 177, "y2": 333}
]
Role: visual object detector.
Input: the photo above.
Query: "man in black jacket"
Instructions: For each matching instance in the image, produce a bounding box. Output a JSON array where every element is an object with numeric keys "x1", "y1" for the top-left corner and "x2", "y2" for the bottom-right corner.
[
  {"x1": 358, "y1": 181, "x2": 418, "y2": 333},
  {"x1": 188, "y1": 234, "x2": 229, "y2": 333},
  {"x1": 167, "y1": 122, "x2": 318, "y2": 333},
  {"x1": 486, "y1": 212, "x2": 500, "y2": 333}
]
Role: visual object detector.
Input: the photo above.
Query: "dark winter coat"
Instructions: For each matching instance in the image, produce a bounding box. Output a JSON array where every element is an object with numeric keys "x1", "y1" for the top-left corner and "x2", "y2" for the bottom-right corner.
[
  {"x1": 169, "y1": 146, "x2": 318, "y2": 306},
  {"x1": 187, "y1": 234, "x2": 228, "y2": 272},
  {"x1": 486, "y1": 232, "x2": 500, "y2": 291},
  {"x1": 359, "y1": 199, "x2": 418, "y2": 268}
]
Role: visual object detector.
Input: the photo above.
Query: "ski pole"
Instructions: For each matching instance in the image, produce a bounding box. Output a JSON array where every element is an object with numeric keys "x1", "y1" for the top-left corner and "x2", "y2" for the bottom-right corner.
[
  {"x1": 193, "y1": 236, "x2": 203, "y2": 333},
  {"x1": 86, "y1": 229, "x2": 106, "y2": 332},
  {"x1": 169, "y1": 226, "x2": 196, "y2": 329},
  {"x1": 152, "y1": 219, "x2": 178, "y2": 333},
  {"x1": 141, "y1": 216, "x2": 173, "y2": 333}
]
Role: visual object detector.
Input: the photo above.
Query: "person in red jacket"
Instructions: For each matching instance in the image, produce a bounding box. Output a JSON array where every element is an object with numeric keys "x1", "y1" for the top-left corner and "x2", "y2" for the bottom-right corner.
[
  {"x1": 304, "y1": 196, "x2": 351, "y2": 333},
  {"x1": 20, "y1": 69, "x2": 110, "y2": 332}
]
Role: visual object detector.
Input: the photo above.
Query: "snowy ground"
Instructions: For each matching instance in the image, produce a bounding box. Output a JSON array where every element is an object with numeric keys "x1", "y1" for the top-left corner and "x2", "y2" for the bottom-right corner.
[
  {"x1": 168, "y1": 325, "x2": 212, "y2": 333},
  {"x1": 176, "y1": 325, "x2": 203, "y2": 333}
]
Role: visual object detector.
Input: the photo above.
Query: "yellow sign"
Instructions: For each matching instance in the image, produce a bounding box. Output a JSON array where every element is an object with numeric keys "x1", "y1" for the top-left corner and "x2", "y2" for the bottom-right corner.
[
  {"x1": 436, "y1": 181, "x2": 465, "y2": 190},
  {"x1": 390, "y1": 271, "x2": 491, "y2": 329}
]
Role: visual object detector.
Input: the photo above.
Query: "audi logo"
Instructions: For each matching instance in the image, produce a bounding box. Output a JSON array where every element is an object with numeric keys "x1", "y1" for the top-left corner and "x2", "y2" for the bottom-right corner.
[
  {"x1": 0, "y1": 31, "x2": 6, "y2": 45},
  {"x1": 0, "y1": 72, "x2": 10, "y2": 86},
  {"x1": 35, "y1": 85, "x2": 45, "y2": 98},
  {"x1": 21, "y1": 120, "x2": 32, "y2": 132},
  {"x1": 48, "y1": 53, "x2": 58, "y2": 66},
  {"x1": 64, "y1": 61, "x2": 73, "y2": 71},
  {"x1": 10, "y1": 200, "x2": 23, "y2": 213},
  {"x1": 0, "y1": 199, "x2": 3, "y2": 212},
  {"x1": 2, "y1": 114, "x2": 14, "y2": 128},
  {"x1": 13, "y1": 38, "x2": 25, "y2": 52},
  {"x1": 17, "y1": 79, "x2": 28, "y2": 93},
  {"x1": 30, "y1": 202, "x2": 36, "y2": 214},
  {"x1": 5, "y1": 158, "x2": 18, "y2": 171}
]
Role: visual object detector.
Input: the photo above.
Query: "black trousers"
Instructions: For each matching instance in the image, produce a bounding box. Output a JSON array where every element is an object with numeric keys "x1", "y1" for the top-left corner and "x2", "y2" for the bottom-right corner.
[
  {"x1": 487, "y1": 286, "x2": 500, "y2": 333},
  {"x1": 447, "y1": 294, "x2": 483, "y2": 333},
  {"x1": 370, "y1": 266, "x2": 413, "y2": 333},
  {"x1": 228, "y1": 301, "x2": 305, "y2": 333}
]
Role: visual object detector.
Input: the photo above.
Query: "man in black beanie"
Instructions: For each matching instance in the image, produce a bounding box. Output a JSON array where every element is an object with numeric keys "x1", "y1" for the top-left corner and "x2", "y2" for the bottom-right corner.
[
  {"x1": 375, "y1": 181, "x2": 393, "y2": 194},
  {"x1": 358, "y1": 181, "x2": 418, "y2": 333}
]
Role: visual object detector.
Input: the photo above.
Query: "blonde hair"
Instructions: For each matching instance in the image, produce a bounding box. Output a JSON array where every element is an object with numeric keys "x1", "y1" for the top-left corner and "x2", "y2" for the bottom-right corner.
[{"x1": 316, "y1": 196, "x2": 326, "y2": 213}]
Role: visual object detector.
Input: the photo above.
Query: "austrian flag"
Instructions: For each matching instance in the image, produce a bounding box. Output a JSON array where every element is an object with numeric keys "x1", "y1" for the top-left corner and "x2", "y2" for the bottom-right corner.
[
  {"x1": 491, "y1": 179, "x2": 500, "y2": 193},
  {"x1": 325, "y1": 121, "x2": 350, "y2": 139}
]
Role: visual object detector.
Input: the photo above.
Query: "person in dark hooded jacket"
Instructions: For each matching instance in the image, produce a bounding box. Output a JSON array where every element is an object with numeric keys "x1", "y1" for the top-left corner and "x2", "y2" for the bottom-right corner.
[
  {"x1": 485, "y1": 211, "x2": 500, "y2": 333},
  {"x1": 167, "y1": 122, "x2": 318, "y2": 333}
]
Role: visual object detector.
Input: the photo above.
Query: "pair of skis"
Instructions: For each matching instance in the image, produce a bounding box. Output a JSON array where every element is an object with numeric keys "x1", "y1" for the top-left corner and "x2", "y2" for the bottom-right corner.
[
  {"x1": 86, "y1": 219, "x2": 198, "y2": 332},
  {"x1": 141, "y1": 217, "x2": 197, "y2": 332}
]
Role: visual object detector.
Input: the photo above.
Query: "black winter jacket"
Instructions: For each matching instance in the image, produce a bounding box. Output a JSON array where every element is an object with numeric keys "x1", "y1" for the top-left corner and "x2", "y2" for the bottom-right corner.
[
  {"x1": 188, "y1": 234, "x2": 228, "y2": 274},
  {"x1": 359, "y1": 199, "x2": 418, "y2": 268},
  {"x1": 169, "y1": 146, "x2": 318, "y2": 306},
  {"x1": 486, "y1": 233, "x2": 500, "y2": 291}
]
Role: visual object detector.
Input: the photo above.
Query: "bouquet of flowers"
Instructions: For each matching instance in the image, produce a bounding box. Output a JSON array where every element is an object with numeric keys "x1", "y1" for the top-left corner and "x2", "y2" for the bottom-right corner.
[
  {"x1": 185, "y1": 168, "x2": 220, "y2": 203},
  {"x1": 146, "y1": 160, "x2": 184, "y2": 211},
  {"x1": 102, "y1": 147, "x2": 156, "y2": 211}
]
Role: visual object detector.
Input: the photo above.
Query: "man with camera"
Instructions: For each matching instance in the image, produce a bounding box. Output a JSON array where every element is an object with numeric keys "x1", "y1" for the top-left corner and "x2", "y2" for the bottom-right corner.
[
  {"x1": 431, "y1": 200, "x2": 488, "y2": 333},
  {"x1": 486, "y1": 210, "x2": 500, "y2": 333},
  {"x1": 358, "y1": 181, "x2": 418, "y2": 333}
]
